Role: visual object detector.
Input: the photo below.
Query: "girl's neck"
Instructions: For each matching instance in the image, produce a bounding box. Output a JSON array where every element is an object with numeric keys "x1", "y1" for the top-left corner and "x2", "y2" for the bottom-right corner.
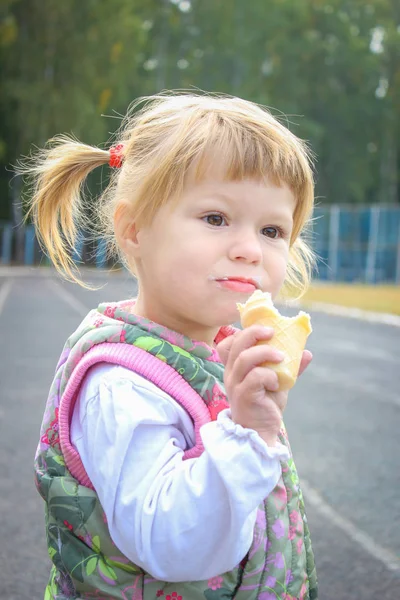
[{"x1": 130, "y1": 299, "x2": 219, "y2": 348}]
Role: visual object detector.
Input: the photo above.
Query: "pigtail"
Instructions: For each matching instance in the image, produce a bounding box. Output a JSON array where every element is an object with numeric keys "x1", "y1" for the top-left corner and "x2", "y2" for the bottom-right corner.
[{"x1": 17, "y1": 136, "x2": 110, "y2": 285}]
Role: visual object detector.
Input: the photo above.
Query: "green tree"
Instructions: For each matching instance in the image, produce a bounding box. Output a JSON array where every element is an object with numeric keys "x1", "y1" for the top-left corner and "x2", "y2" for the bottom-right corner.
[
  {"x1": 0, "y1": 0, "x2": 151, "y2": 218},
  {"x1": 1, "y1": 0, "x2": 399, "y2": 221}
]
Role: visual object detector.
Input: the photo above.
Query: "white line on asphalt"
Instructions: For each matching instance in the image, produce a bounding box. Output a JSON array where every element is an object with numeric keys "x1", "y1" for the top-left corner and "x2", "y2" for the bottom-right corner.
[
  {"x1": 319, "y1": 339, "x2": 397, "y2": 364},
  {"x1": 294, "y1": 300, "x2": 400, "y2": 327},
  {"x1": 318, "y1": 338, "x2": 399, "y2": 365},
  {"x1": 0, "y1": 266, "x2": 54, "y2": 277},
  {"x1": 0, "y1": 279, "x2": 12, "y2": 316},
  {"x1": 309, "y1": 365, "x2": 400, "y2": 408},
  {"x1": 302, "y1": 479, "x2": 400, "y2": 573},
  {"x1": 47, "y1": 279, "x2": 89, "y2": 316}
]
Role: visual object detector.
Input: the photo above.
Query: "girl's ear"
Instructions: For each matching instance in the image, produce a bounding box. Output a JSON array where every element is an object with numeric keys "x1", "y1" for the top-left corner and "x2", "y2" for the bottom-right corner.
[{"x1": 114, "y1": 202, "x2": 141, "y2": 257}]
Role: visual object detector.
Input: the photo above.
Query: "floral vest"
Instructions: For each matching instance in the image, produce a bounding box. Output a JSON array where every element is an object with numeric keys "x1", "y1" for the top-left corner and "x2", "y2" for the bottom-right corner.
[{"x1": 35, "y1": 300, "x2": 318, "y2": 600}]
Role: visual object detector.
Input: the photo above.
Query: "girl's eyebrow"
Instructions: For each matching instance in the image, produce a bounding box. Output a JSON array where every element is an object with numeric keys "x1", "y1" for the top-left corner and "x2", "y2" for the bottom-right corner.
[
  {"x1": 196, "y1": 191, "x2": 234, "y2": 204},
  {"x1": 197, "y1": 192, "x2": 293, "y2": 220},
  {"x1": 194, "y1": 187, "x2": 294, "y2": 222}
]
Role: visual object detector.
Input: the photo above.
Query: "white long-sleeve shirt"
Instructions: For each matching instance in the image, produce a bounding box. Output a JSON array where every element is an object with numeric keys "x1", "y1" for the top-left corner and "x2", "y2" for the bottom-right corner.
[{"x1": 70, "y1": 363, "x2": 290, "y2": 582}]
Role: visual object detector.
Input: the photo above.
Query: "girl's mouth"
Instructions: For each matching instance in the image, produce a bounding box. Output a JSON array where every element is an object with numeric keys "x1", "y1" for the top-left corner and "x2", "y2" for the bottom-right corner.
[{"x1": 214, "y1": 276, "x2": 260, "y2": 293}]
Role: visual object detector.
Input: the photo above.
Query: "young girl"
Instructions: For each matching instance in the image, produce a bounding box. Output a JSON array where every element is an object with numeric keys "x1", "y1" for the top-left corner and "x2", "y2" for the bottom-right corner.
[{"x1": 26, "y1": 93, "x2": 318, "y2": 600}]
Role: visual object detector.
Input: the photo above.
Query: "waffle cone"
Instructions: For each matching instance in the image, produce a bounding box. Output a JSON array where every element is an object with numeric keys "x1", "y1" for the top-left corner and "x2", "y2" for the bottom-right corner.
[{"x1": 237, "y1": 291, "x2": 312, "y2": 391}]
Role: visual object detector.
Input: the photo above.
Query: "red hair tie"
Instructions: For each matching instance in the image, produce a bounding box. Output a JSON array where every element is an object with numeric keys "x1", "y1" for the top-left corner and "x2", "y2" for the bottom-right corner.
[{"x1": 109, "y1": 143, "x2": 124, "y2": 168}]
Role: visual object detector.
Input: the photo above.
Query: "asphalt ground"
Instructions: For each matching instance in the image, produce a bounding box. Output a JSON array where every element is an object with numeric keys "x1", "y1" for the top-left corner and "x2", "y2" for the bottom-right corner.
[{"x1": 0, "y1": 268, "x2": 399, "y2": 599}]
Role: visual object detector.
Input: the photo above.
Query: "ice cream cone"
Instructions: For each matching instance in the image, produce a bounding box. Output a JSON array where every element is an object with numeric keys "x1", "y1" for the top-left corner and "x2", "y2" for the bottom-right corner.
[{"x1": 237, "y1": 290, "x2": 312, "y2": 391}]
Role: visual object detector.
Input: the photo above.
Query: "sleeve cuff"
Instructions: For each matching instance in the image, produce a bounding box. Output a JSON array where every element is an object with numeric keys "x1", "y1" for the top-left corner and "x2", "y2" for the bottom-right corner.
[{"x1": 216, "y1": 408, "x2": 290, "y2": 461}]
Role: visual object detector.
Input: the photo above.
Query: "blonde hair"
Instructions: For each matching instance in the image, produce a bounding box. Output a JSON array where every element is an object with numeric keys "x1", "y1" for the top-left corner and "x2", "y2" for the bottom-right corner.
[{"x1": 18, "y1": 92, "x2": 316, "y2": 296}]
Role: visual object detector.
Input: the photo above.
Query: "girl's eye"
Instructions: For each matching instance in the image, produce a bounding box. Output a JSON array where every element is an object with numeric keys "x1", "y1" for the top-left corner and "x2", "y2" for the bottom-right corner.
[
  {"x1": 262, "y1": 226, "x2": 283, "y2": 239},
  {"x1": 204, "y1": 214, "x2": 226, "y2": 227}
]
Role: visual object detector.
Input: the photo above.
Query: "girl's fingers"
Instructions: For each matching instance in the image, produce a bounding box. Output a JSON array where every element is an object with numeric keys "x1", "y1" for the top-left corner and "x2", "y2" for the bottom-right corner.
[
  {"x1": 217, "y1": 329, "x2": 313, "y2": 385},
  {"x1": 216, "y1": 332, "x2": 236, "y2": 365},
  {"x1": 228, "y1": 344, "x2": 284, "y2": 389},
  {"x1": 223, "y1": 325, "x2": 275, "y2": 371},
  {"x1": 240, "y1": 366, "x2": 281, "y2": 397},
  {"x1": 298, "y1": 349, "x2": 313, "y2": 377}
]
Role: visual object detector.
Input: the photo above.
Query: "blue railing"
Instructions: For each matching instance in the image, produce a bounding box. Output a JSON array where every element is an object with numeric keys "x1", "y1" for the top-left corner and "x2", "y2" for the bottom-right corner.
[
  {"x1": 311, "y1": 205, "x2": 400, "y2": 283},
  {"x1": 1, "y1": 222, "x2": 13, "y2": 265},
  {"x1": 1, "y1": 205, "x2": 400, "y2": 283}
]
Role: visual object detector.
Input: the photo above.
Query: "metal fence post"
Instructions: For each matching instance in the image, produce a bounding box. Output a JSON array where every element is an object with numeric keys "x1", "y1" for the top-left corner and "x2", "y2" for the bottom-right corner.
[
  {"x1": 73, "y1": 236, "x2": 84, "y2": 264},
  {"x1": 24, "y1": 225, "x2": 36, "y2": 265},
  {"x1": 365, "y1": 206, "x2": 380, "y2": 284},
  {"x1": 96, "y1": 239, "x2": 107, "y2": 269},
  {"x1": 396, "y1": 221, "x2": 400, "y2": 284},
  {"x1": 1, "y1": 224, "x2": 13, "y2": 265},
  {"x1": 328, "y1": 205, "x2": 340, "y2": 281}
]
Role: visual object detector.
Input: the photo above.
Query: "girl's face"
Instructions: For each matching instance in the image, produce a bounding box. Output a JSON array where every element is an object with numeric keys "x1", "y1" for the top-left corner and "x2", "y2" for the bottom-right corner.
[{"x1": 128, "y1": 170, "x2": 296, "y2": 345}]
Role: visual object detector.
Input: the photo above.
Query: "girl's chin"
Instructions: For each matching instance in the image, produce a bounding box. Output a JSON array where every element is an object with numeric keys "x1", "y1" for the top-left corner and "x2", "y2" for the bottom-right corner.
[{"x1": 215, "y1": 307, "x2": 241, "y2": 326}]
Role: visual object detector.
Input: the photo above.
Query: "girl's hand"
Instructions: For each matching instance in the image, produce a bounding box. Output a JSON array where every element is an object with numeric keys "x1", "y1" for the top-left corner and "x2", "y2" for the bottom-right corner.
[{"x1": 217, "y1": 326, "x2": 313, "y2": 447}]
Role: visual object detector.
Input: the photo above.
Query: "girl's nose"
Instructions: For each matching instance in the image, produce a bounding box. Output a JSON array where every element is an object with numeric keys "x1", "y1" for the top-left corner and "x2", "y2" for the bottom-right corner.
[{"x1": 228, "y1": 231, "x2": 262, "y2": 264}]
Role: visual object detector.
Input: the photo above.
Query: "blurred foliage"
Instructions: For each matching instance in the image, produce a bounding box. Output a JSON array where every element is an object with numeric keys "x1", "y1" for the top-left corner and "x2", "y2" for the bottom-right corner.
[{"x1": 0, "y1": 0, "x2": 399, "y2": 219}]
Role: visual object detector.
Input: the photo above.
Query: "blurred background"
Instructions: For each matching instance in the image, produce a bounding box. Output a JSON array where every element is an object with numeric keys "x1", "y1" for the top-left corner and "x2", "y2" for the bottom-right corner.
[
  {"x1": 0, "y1": 1, "x2": 400, "y2": 599},
  {"x1": 0, "y1": 0, "x2": 400, "y2": 307}
]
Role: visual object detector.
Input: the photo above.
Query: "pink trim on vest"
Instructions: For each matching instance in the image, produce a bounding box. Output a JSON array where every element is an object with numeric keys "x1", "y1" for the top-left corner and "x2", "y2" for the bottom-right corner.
[{"x1": 58, "y1": 343, "x2": 213, "y2": 489}]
